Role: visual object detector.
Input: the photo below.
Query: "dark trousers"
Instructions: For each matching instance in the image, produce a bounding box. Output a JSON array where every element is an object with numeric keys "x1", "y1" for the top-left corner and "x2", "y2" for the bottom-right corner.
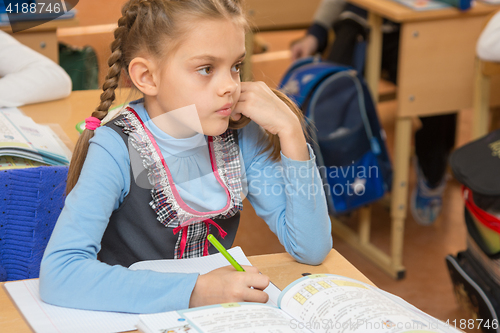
[
  {"x1": 415, "y1": 114, "x2": 456, "y2": 187},
  {"x1": 327, "y1": 22, "x2": 456, "y2": 189}
]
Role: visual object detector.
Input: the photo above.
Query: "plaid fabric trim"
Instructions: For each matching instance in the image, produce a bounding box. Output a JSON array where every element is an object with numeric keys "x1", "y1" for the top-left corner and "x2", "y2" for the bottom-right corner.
[
  {"x1": 174, "y1": 223, "x2": 210, "y2": 259},
  {"x1": 114, "y1": 107, "x2": 242, "y2": 259}
]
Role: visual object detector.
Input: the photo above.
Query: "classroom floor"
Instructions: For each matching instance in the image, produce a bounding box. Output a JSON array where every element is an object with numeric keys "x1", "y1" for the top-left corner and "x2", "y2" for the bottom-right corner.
[{"x1": 57, "y1": 4, "x2": 500, "y2": 330}]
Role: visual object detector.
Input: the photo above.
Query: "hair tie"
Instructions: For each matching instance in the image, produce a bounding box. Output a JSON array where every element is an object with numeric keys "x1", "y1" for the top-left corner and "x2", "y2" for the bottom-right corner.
[{"x1": 85, "y1": 116, "x2": 102, "y2": 131}]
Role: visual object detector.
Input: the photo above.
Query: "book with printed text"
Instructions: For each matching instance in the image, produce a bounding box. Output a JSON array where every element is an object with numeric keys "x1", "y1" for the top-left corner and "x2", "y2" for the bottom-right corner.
[
  {"x1": 0, "y1": 108, "x2": 71, "y2": 167},
  {"x1": 136, "y1": 273, "x2": 464, "y2": 333}
]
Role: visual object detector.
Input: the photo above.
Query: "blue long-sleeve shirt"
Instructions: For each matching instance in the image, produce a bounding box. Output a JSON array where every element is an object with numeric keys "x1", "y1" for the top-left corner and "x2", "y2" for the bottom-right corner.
[{"x1": 39, "y1": 102, "x2": 332, "y2": 314}]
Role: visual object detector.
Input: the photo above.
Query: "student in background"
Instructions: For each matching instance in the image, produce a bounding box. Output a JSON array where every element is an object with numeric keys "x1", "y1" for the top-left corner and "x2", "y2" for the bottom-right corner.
[
  {"x1": 291, "y1": 0, "x2": 455, "y2": 226},
  {"x1": 290, "y1": 0, "x2": 346, "y2": 61},
  {"x1": 39, "y1": 0, "x2": 332, "y2": 314},
  {"x1": 477, "y1": 10, "x2": 500, "y2": 62},
  {"x1": 0, "y1": 31, "x2": 72, "y2": 107}
]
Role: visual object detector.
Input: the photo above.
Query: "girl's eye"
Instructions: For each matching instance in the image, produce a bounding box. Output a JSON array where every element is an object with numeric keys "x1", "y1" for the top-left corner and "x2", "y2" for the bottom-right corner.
[
  {"x1": 232, "y1": 63, "x2": 242, "y2": 73},
  {"x1": 197, "y1": 66, "x2": 213, "y2": 76}
]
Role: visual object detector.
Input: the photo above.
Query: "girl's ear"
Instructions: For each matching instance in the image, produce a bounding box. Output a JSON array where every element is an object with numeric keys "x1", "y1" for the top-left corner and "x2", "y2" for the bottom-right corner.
[{"x1": 128, "y1": 57, "x2": 159, "y2": 96}]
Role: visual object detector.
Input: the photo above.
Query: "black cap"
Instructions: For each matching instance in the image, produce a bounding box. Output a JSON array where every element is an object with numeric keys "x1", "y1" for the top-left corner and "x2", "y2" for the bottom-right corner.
[{"x1": 450, "y1": 129, "x2": 500, "y2": 196}]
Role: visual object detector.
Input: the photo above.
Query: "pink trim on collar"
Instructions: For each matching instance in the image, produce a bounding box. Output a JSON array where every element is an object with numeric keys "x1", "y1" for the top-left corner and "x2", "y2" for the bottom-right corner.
[{"x1": 125, "y1": 107, "x2": 232, "y2": 216}]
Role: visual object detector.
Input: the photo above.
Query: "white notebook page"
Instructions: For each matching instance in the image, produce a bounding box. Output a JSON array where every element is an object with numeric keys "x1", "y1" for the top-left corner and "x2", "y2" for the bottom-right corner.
[
  {"x1": 5, "y1": 247, "x2": 279, "y2": 333},
  {"x1": 4, "y1": 280, "x2": 138, "y2": 333},
  {"x1": 130, "y1": 246, "x2": 250, "y2": 273}
]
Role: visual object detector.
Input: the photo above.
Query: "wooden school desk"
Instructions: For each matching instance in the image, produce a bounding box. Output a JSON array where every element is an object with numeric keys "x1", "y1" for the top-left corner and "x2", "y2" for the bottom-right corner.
[
  {"x1": 244, "y1": 0, "x2": 322, "y2": 31},
  {"x1": 473, "y1": 58, "x2": 500, "y2": 139},
  {"x1": 241, "y1": 0, "x2": 322, "y2": 80},
  {"x1": 0, "y1": 249, "x2": 374, "y2": 333},
  {"x1": 1, "y1": 18, "x2": 78, "y2": 63},
  {"x1": 338, "y1": 0, "x2": 500, "y2": 279},
  {"x1": 20, "y1": 88, "x2": 137, "y2": 144}
]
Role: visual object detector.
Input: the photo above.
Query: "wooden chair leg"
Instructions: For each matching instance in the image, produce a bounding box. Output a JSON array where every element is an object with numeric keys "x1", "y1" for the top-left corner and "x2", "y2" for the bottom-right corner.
[
  {"x1": 359, "y1": 206, "x2": 371, "y2": 245},
  {"x1": 365, "y1": 12, "x2": 383, "y2": 101},
  {"x1": 389, "y1": 117, "x2": 412, "y2": 279}
]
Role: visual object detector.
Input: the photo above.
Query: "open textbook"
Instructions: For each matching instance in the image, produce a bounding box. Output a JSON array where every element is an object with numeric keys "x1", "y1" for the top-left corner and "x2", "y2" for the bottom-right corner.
[
  {"x1": 0, "y1": 108, "x2": 71, "y2": 166},
  {"x1": 137, "y1": 273, "x2": 463, "y2": 333}
]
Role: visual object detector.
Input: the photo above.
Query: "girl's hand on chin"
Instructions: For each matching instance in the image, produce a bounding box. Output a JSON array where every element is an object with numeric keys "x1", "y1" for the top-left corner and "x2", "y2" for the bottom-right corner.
[{"x1": 231, "y1": 82, "x2": 302, "y2": 137}]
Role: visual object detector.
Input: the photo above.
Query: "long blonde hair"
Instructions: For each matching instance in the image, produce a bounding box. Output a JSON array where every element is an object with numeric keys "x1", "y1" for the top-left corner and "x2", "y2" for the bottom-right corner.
[{"x1": 66, "y1": 0, "x2": 306, "y2": 194}]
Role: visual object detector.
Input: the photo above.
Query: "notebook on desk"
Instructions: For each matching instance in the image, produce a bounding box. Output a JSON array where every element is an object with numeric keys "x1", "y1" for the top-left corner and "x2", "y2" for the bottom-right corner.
[{"x1": 3, "y1": 247, "x2": 278, "y2": 333}]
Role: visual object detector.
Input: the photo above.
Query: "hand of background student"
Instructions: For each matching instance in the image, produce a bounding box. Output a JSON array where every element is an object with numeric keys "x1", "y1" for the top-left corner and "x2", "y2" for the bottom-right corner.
[
  {"x1": 290, "y1": 34, "x2": 319, "y2": 61},
  {"x1": 189, "y1": 265, "x2": 270, "y2": 308},
  {"x1": 232, "y1": 82, "x2": 310, "y2": 161}
]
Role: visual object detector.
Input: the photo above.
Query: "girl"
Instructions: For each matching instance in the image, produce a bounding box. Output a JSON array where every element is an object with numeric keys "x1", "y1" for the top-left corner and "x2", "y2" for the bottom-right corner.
[{"x1": 40, "y1": 0, "x2": 332, "y2": 314}]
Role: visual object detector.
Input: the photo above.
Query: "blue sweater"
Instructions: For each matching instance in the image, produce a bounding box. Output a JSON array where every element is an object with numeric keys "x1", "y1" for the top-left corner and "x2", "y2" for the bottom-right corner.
[{"x1": 39, "y1": 102, "x2": 332, "y2": 314}]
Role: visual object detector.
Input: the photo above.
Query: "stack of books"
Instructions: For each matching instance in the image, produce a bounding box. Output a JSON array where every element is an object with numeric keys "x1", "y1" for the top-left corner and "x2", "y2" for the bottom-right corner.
[{"x1": 0, "y1": 108, "x2": 71, "y2": 170}]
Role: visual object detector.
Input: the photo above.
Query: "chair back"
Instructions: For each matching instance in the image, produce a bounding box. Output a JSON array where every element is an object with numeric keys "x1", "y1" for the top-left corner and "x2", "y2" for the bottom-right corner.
[{"x1": 0, "y1": 166, "x2": 67, "y2": 281}]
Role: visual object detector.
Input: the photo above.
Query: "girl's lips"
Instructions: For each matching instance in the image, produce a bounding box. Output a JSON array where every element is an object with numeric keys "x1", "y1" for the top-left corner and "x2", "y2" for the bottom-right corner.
[{"x1": 216, "y1": 108, "x2": 232, "y2": 117}]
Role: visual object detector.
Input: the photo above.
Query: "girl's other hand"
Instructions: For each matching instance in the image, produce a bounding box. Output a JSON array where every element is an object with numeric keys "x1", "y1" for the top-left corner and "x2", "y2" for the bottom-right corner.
[
  {"x1": 231, "y1": 81, "x2": 302, "y2": 137},
  {"x1": 189, "y1": 265, "x2": 270, "y2": 308},
  {"x1": 290, "y1": 35, "x2": 319, "y2": 61}
]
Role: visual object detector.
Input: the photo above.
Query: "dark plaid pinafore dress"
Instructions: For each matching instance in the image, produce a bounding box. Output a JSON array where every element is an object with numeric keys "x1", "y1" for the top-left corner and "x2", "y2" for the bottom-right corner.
[{"x1": 98, "y1": 107, "x2": 243, "y2": 267}]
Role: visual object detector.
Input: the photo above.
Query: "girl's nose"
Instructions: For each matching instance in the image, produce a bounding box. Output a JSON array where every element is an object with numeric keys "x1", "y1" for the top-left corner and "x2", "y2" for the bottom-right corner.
[{"x1": 217, "y1": 73, "x2": 238, "y2": 97}]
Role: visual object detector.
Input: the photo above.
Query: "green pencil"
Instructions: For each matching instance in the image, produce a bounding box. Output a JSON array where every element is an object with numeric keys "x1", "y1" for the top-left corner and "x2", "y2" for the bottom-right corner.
[{"x1": 207, "y1": 234, "x2": 245, "y2": 272}]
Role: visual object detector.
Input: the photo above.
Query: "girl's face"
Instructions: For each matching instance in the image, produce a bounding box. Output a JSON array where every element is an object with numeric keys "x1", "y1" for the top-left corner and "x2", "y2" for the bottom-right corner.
[{"x1": 150, "y1": 18, "x2": 246, "y2": 138}]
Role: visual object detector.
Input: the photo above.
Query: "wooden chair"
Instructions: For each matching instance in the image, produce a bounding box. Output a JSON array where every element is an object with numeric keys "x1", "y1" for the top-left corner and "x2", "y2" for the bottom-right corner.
[{"x1": 473, "y1": 57, "x2": 500, "y2": 139}]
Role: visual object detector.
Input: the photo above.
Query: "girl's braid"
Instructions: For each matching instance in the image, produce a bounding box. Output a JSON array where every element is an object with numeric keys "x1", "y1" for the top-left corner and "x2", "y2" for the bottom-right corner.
[{"x1": 94, "y1": 2, "x2": 141, "y2": 116}]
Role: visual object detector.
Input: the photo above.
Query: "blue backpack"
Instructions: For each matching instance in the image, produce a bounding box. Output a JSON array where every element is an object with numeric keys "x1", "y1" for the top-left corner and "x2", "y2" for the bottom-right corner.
[{"x1": 278, "y1": 57, "x2": 392, "y2": 215}]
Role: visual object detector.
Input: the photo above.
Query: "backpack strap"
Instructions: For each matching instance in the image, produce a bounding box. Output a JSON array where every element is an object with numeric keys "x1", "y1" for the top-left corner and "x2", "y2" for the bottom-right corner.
[{"x1": 307, "y1": 70, "x2": 381, "y2": 156}]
